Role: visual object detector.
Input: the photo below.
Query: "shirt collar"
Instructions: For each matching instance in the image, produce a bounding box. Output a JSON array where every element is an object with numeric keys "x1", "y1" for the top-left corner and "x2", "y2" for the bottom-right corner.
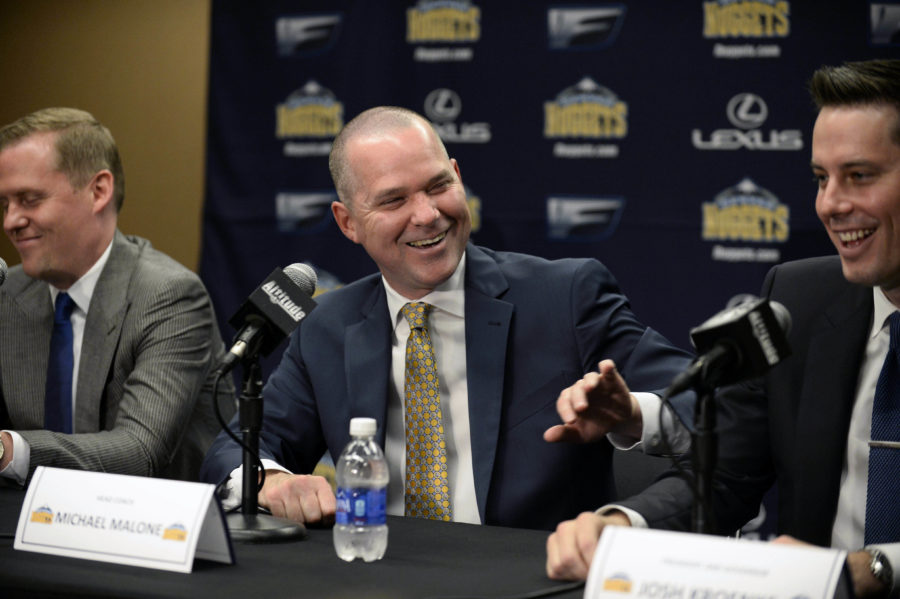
[
  {"x1": 49, "y1": 238, "x2": 115, "y2": 313},
  {"x1": 384, "y1": 251, "x2": 466, "y2": 327},
  {"x1": 870, "y1": 286, "x2": 899, "y2": 340}
]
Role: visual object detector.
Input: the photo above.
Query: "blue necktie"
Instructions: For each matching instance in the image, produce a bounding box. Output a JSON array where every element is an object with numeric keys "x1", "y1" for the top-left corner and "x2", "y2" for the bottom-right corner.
[
  {"x1": 865, "y1": 310, "x2": 900, "y2": 545},
  {"x1": 44, "y1": 292, "x2": 76, "y2": 434}
]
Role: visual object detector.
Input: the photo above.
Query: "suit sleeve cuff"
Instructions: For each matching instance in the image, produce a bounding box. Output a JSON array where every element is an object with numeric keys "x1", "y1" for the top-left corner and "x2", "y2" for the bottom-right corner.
[{"x1": 596, "y1": 504, "x2": 649, "y2": 528}]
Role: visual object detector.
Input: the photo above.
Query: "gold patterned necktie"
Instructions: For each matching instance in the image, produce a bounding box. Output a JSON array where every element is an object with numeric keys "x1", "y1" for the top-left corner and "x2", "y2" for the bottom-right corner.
[{"x1": 401, "y1": 302, "x2": 452, "y2": 521}]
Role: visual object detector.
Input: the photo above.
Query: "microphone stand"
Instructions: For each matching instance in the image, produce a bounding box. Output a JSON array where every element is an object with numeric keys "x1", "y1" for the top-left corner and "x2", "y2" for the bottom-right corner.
[
  {"x1": 225, "y1": 357, "x2": 307, "y2": 542},
  {"x1": 690, "y1": 380, "x2": 717, "y2": 534}
]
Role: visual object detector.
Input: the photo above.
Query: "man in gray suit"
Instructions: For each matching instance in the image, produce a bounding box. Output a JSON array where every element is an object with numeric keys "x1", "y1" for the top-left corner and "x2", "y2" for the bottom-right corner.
[{"x1": 0, "y1": 107, "x2": 234, "y2": 484}]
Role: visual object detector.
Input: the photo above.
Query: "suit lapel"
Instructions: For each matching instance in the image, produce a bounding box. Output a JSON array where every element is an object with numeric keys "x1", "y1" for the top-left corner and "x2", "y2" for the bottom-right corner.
[
  {"x1": 344, "y1": 283, "x2": 392, "y2": 447},
  {"x1": 75, "y1": 232, "x2": 133, "y2": 433},
  {"x1": 793, "y1": 281, "x2": 871, "y2": 524},
  {"x1": 463, "y1": 246, "x2": 513, "y2": 521},
  {"x1": 342, "y1": 247, "x2": 514, "y2": 519},
  {"x1": 2, "y1": 280, "x2": 53, "y2": 428}
]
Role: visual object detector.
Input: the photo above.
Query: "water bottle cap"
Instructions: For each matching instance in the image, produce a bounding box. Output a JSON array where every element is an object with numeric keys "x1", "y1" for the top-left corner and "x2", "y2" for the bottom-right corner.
[{"x1": 349, "y1": 417, "x2": 377, "y2": 437}]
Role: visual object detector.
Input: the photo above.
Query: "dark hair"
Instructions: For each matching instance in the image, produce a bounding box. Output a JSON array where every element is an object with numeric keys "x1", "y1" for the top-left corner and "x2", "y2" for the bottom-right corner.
[{"x1": 809, "y1": 59, "x2": 900, "y2": 144}]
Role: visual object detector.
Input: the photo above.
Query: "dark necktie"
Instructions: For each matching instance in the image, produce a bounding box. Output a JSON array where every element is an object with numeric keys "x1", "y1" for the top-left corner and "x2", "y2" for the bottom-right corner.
[
  {"x1": 401, "y1": 302, "x2": 452, "y2": 521},
  {"x1": 865, "y1": 310, "x2": 900, "y2": 545},
  {"x1": 44, "y1": 292, "x2": 76, "y2": 433}
]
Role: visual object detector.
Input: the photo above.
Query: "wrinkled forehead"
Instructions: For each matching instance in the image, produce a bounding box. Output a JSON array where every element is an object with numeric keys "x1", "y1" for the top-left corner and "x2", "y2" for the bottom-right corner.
[
  {"x1": 346, "y1": 124, "x2": 450, "y2": 188},
  {"x1": 350, "y1": 119, "x2": 441, "y2": 155}
]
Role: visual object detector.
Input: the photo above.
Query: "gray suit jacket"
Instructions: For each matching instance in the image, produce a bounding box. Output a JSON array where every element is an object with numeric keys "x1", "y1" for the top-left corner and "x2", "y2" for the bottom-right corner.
[{"x1": 0, "y1": 231, "x2": 235, "y2": 481}]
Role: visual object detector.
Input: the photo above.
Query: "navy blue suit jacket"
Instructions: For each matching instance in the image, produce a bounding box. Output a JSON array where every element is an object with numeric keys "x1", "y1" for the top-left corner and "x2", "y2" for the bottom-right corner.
[
  {"x1": 621, "y1": 256, "x2": 881, "y2": 544},
  {"x1": 202, "y1": 244, "x2": 693, "y2": 530}
]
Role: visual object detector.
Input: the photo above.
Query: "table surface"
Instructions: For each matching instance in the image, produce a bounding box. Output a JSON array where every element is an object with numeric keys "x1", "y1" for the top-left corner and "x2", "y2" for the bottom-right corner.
[{"x1": 0, "y1": 486, "x2": 584, "y2": 599}]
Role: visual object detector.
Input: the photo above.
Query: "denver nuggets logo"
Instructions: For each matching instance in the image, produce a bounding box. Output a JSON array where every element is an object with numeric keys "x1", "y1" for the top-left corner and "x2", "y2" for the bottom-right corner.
[
  {"x1": 702, "y1": 177, "x2": 789, "y2": 243},
  {"x1": 544, "y1": 77, "x2": 628, "y2": 139},
  {"x1": 162, "y1": 523, "x2": 187, "y2": 542},
  {"x1": 603, "y1": 573, "x2": 633, "y2": 592},
  {"x1": 465, "y1": 188, "x2": 481, "y2": 233},
  {"x1": 703, "y1": 0, "x2": 790, "y2": 38},
  {"x1": 407, "y1": 0, "x2": 481, "y2": 42},
  {"x1": 275, "y1": 80, "x2": 344, "y2": 139},
  {"x1": 30, "y1": 505, "x2": 53, "y2": 524}
]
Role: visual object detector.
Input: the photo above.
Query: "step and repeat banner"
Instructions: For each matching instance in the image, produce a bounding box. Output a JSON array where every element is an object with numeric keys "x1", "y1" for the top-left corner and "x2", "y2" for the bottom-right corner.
[{"x1": 201, "y1": 1, "x2": 900, "y2": 371}]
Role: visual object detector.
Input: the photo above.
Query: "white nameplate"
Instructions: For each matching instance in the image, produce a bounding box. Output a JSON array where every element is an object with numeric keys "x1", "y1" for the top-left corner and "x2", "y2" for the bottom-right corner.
[
  {"x1": 14, "y1": 466, "x2": 234, "y2": 573},
  {"x1": 586, "y1": 527, "x2": 847, "y2": 599}
]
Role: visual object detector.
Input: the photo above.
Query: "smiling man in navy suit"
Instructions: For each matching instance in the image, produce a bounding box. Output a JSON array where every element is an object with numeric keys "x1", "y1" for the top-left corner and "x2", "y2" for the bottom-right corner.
[
  {"x1": 546, "y1": 60, "x2": 900, "y2": 598},
  {"x1": 201, "y1": 106, "x2": 694, "y2": 530}
]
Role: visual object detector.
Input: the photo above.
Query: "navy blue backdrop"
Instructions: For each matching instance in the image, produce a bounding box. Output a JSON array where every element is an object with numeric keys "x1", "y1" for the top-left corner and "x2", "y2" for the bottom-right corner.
[
  {"x1": 199, "y1": 0, "x2": 900, "y2": 538},
  {"x1": 201, "y1": 1, "x2": 899, "y2": 373}
]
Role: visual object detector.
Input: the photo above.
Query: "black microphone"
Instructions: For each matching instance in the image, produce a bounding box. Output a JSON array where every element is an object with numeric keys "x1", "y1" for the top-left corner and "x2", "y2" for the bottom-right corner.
[
  {"x1": 668, "y1": 297, "x2": 791, "y2": 395},
  {"x1": 0, "y1": 257, "x2": 7, "y2": 286},
  {"x1": 220, "y1": 263, "x2": 318, "y2": 374}
]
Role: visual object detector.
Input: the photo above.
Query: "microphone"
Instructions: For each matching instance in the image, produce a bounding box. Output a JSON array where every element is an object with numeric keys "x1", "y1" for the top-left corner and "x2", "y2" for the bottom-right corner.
[
  {"x1": 220, "y1": 263, "x2": 318, "y2": 374},
  {"x1": 0, "y1": 257, "x2": 7, "y2": 286},
  {"x1": 668, "y1": 297, "x2": 791, "y2": 395}
]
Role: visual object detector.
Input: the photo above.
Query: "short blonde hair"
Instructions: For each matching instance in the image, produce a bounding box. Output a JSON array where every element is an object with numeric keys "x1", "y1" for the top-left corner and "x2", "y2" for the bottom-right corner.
[{"x1": 0, "y1": 107, "x2": 125, "y2": 210}]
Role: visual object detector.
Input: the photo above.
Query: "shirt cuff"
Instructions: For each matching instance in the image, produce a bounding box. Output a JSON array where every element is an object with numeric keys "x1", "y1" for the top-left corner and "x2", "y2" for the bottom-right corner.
[
  {"x1": 607, "y1": 393, "x2": 691, "y2": 455},
  {"x1": 222, "y1": 460, "x2": 291, "y2": 511}
]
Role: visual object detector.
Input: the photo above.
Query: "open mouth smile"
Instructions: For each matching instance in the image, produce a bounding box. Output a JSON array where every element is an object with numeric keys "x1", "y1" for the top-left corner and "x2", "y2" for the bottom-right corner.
[
  {"x1": 837, "y1": 228, "x2": 874, "y2": 245},
  {"x1": 407, "y1": 231, "x2": 446, "y2": 248}
]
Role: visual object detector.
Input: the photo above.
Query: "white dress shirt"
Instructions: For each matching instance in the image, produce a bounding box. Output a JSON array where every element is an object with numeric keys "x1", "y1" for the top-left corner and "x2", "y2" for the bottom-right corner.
[
  {"x1": 1, "y1": 240, "x2": 114, "y2": 484},
  {"x1": 832, "y1": 287, "x2": 899, "y2": 589},
  {"x1": 382, "y1": 254, "x2": 480, "y2": 523}
]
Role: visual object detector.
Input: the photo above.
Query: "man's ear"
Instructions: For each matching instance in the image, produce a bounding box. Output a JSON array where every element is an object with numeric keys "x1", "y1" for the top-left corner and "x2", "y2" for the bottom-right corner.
[
  {"x1": 88, "y1": 170, "x2": 115, "y2": 214},
  {"x1": 332, "y1": 200, "x2": 359, "y2": 243},
  {"x1": 451, "y1": 158, "x2": 462, "y2": 186}
]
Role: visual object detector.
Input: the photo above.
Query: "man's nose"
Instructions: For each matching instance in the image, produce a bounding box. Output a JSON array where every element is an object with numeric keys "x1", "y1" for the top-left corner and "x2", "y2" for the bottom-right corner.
[
  {"x1": 409, "y1": 193, "x2": 440, "y2": 225},
  {"x1": 817, "y1": 179, "x2": 852, "y2": 216},
  {"x1": 2, "y1": 202, "x2": 25, "y2": 234}
]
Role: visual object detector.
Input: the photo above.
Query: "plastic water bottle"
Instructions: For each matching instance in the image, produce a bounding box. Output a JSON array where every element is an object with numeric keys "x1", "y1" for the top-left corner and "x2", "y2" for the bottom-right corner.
[{"x1": 333, "y1": 417, "x2": 389, "y2": 562}]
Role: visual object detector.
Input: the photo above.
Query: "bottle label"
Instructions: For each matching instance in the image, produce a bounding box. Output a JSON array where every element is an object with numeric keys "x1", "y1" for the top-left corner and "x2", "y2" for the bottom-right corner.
[{"x1": 335, "y1": 487, "x2": 387, "y2": 526}]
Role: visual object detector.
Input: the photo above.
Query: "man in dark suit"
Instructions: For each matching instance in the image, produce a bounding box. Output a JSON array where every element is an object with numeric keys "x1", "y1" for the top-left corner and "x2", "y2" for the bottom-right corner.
[
  {"x1": 200, "y1": 106, "x2": 695, "y2": 530},
  {"x1": 0, "y1": 107, "x2": 234, "y2": 483},
  {"x1": 546, "y1": 59, "x2": 900, "y2": 597}
]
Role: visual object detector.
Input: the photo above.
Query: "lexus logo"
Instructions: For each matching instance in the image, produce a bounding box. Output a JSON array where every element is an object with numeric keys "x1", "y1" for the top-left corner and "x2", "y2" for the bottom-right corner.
[
  {"x1": 424, "y1": 89, "x2": 462, "y2": 122},
  {"x1": 726, "y1": 93, "x2": 768, "y2": 129}
]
